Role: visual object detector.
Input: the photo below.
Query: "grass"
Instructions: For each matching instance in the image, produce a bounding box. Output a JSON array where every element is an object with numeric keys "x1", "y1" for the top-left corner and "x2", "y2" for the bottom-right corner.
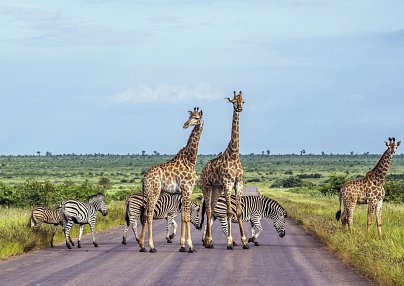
[{"x1": 260, "y1": 187, "x2": 404, "y2": 286}]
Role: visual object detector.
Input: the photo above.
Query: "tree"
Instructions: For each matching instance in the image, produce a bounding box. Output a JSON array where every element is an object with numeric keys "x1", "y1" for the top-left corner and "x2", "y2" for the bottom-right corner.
[
  {"x1": 350, "y1": 151, "x2": 354, "y2": 156},
  {"x1": 36, "y1": 151, "x2": 41, "y2": 156},
  {"x1": 261, "y1": 151, "x2": 265, "y2": 156},
  {"x1": 266, "y1": 150, "x2": 270, "y2": 156},
  {"x1": 141, "y1": 150, "x2": 146, "y2": 156},
  {"x1": 153, "y1": 151, "x2": 160, "y2": 156},
  {"x1": 98, "y1": 177, "x2": 112, "y2": 190},
  {"x1": 300, "y1": 149, "x2": 306, "y2": 155}
]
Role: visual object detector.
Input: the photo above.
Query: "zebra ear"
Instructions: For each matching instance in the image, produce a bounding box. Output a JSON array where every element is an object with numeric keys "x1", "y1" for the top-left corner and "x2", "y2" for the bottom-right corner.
[{"x1": 284, "y1": 211, "x2": 288, "y2": 218}]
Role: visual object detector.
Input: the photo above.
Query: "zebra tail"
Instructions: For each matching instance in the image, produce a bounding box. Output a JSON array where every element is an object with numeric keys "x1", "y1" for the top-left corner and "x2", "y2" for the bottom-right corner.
[
  {"x1": 28, "y1": 212, "x2": 34, "y2": 228},
  {"x1": 335, "y1": 191, "x2": 342, "y2": 221},
  {"x1": 125, "y1": 201, "x2": 130, "y2": 226}
]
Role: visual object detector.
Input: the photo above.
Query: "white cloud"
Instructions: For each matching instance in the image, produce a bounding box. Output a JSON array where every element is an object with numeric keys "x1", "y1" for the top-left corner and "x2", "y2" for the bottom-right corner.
[{"x1": 112, "y1": 83, "x2": 223, "y2": 104}]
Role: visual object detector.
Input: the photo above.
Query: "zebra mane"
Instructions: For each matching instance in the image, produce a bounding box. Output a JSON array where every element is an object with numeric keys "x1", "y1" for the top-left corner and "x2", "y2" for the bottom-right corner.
[
  {"x1": 261, "y1": 196, "x2": 287, "y2": 216},
  {"x1": 88, "y1": 193, "x2": 105, "y2": 201}
]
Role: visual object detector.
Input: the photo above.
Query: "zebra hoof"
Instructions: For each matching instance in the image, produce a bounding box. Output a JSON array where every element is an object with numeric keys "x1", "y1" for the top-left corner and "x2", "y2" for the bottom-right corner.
[
  {"x1": 254, "y1": 242, "x2": 260, "y2": 246},
  {"x1": 122, "y1": 240, "x2": 127, "y2": 245},
  {"x1": 166, "y1": 239, "x2": 172, "y2": 243},
  {"x1": 188, "y1": 248, "x2": 196, "y2": 253},
  {"x1": 77, "y1": 244, "x2": 81, "y2": 248},
  {"x1": 248, "y1": 237, "x2": 253, "y2": 243},
  {"x1": 179, "y1": 247, "x2": 187, "y2": 252},
  {"x1": 71, "y1": 242, "x2": 75, "y2": 246},
  {"x1": 66, "y1": 245, "x2": 72, "y2": 250},
  {"x1": 139, "y1": 247, "x2": 147, "y2": 252},
  {"x1": 227, "y1": 245, "x2": 233, "y2": 250},
  {"x1": 51, "y1": 244, "x2": 54, "y2": 248},
  {"x1": 169, "y1": 233, "x2": 175, "y2": 240},
  {"x1": 232, "y1": 241, "x2": 238, "y2": 246},
  {"x1": 94, "y1": 243, "x2": 99, "y2": 247},
  {"x1": 149, "y1": 248, "x2": 157, "y2": 253},
  {"x1": 243, "y1": 244, "x2": 250, "y2": 249}
]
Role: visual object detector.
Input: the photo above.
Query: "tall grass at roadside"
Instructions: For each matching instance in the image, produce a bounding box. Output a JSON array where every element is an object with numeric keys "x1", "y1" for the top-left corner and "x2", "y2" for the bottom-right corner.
[
  {"x1": 259, "y1": 187, "x2": 404, "y2": 286},
  {"x1": 0, "y1": 201, "x2": 125, "y2": 259}
]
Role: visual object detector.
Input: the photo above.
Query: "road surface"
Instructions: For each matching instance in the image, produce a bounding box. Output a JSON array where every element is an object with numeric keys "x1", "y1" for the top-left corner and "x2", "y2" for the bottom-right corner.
[{"x1": 0, "y1": 187, "x2": 373, "y2": 285}]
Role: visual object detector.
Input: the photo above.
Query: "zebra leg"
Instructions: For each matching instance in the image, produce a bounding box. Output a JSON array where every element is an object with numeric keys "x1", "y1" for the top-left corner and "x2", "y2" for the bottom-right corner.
[
  {"x1": 166, "y1": 217, "x2": 172, "y2": 243},
  {"x1": 90, "y1": 223, "x2": 98, "y2": 247},
  {"x1": 64, "y1": 220, "x2": 73, "y2": 249},
  {"x1": 50, "y1": 225, "x2": 58, "y2": 247},
  {"x1": 252, "y1": 219, "x2": 262, "y2": 246},
  {"x1": 77, "y1": 225, "x2": 84, "y2": 248},
  {"x1": 122, "y1": 224, "x2": 129, "y2": 245},
  {"x1": 248, "y1": 220, "x2": 255, "y2": 243},
  {"x1": 235, "y1": 180, "x2": 249, "y2": 249}
]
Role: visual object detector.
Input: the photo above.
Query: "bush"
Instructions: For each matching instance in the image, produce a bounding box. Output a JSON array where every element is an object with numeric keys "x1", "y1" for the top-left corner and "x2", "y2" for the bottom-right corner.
[
  {"x1": 271, "y1": 176, "x2": 304, "y2": 188},
  {"x1": 319, "y1": 174, "x2": 346, "y2": 196}
]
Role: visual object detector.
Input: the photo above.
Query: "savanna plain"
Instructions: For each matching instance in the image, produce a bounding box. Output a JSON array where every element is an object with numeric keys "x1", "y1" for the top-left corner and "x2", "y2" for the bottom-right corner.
[{"x1": 0, "y1": 153, "x2": 403, "y2": 285}]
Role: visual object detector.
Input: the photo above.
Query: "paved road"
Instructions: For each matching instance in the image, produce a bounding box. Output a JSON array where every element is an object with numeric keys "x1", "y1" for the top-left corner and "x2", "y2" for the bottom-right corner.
[{"x1": 0, "y1": 187, "x2": 373, "y2": 286}]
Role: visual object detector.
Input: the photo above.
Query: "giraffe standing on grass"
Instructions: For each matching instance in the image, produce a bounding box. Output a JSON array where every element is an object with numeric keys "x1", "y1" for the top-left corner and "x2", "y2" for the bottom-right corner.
[
  {"x1": 138, "y1": 107, "x2": 203, "y2": 253},
  {"x1": 200, "y1": 91, "x2": 249, "y2": 249},
  {"x1": 336, "y1": 137, "x2": 400, "y2": 237}
]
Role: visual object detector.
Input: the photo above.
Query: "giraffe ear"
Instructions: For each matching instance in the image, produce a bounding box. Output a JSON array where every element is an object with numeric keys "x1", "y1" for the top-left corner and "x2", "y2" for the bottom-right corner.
[
  {"x1": 200, "y1": 110, "x2": 203, "y2": 116},
  {"x1": 188, "y1": 111, "x2": 193, "y2": 115},
  {"x1": 398, "y1": 141, "x2": 401, "y2": 146},
  {"x1": 225, "y1": 97, "x2": 232, "y2": 103},
  {"x1": 385, "y1": 141, "x2": 389, "y2": 147}
]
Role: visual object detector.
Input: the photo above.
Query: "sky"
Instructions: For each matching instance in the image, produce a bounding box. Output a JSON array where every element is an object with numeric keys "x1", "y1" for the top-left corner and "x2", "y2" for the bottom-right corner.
[{"x1": 0, "y1": 0, "x2": 404, "y2": 155}]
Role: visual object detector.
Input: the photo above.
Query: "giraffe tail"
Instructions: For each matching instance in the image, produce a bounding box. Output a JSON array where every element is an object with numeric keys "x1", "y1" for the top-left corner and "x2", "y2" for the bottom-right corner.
[
  {"x1": 199, "y1": 197, "x2": 206, "y2": 230},
  {"x1": 140, "y1": 179, "x2": 146, "y2": 225},
  {"x1": 335, "y1": 191, "x2": 342, "y2": 221}
]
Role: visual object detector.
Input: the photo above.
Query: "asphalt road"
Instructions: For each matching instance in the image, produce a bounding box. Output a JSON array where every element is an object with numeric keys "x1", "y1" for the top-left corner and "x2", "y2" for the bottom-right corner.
[{"x1": 0, "y1": 187, "x2": 373, "y2": 286}]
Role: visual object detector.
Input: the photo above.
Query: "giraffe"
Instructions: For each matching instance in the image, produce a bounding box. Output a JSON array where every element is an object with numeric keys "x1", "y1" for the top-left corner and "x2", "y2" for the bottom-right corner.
[
  {"x1": 200, "y1": 91, "x2": 249, "y2": 249},
  {"x1": 138, "y1": 107, "x2": 203, "y2": 253},
  {"x1": 336, "y1": 137, "x2": 400, "y2": 237}
]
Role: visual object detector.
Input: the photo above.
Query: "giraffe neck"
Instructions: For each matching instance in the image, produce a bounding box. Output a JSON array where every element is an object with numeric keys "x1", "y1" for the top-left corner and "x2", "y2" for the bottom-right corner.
[
  {"x1": 366, "y1": 149, "x2": 393, "y2": 184},
  {"x1": 225, "y1": 109, "x2": 240, "y2": 159},
  {"x1": 183, "y1": 122, "x2": 204, "y2": 164}
]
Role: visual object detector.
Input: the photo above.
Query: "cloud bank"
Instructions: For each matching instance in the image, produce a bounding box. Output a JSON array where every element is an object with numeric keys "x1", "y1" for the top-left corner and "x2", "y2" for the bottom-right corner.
[{"x1": 112, "y1": 83, "x2": 222, "y2": 104}]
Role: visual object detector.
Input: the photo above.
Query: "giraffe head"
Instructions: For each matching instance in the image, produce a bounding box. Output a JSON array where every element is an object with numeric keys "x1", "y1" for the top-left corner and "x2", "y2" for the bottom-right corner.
[
  {"x1": 385, "y1": 137, "x2": 401, "y2": 154},
  {"x1": 225, "y1": 91, "x2": 244, "y2": 112},
  {"x1": 183, "y1": 107, "x2": 203, "y2": 129}
]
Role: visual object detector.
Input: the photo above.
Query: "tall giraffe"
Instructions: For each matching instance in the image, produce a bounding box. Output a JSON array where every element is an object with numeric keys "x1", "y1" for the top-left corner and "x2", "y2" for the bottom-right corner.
[
  {"x1": 336, "y1": 137, "x2": 400, "y2": 237},
  {"x1": 200, "y1": 91, "x2": 249, "y2": 249},
  {"x1": 138, "y1": 107, "x2": 203, "y2": 253}
]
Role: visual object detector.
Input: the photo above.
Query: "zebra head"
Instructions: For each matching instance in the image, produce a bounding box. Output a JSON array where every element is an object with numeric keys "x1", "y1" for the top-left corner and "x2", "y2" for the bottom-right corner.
[
  {"x1": 88, "y1": 193, "x2": 108, "y2": 216},
  {"x1": 273, "y1": 209, "x2": 287, "y2": 238},
  {"x1": 190, "y1": 203, "x2": 201, "y2": 230}
]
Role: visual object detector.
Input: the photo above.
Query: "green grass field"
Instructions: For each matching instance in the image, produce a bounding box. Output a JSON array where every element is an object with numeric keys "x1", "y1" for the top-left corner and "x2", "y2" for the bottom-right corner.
[{"x1": 1, "y1": 154, "x2": 404, "y2": 285}]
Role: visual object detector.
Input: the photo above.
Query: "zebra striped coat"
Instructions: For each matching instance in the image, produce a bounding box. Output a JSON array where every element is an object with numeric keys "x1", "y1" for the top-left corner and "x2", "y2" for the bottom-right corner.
[
  {"x1": 202, "y1": 195, "x2": 287, "y2": 246},
  {"x1": 61, "y1": 193, "x2": 108, "y2": 249},
  {"x1": 122, "y1": 193, "x2": 201, "y2": 245},
  {"x1": 30, "y1": 206, "x2": 74, "y2": 247}
]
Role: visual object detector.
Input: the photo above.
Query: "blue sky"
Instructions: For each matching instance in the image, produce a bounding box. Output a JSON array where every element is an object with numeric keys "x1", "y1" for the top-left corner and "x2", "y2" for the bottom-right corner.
[{"x1": 1, "y1": 1, "x2": 403, "y2": 155}]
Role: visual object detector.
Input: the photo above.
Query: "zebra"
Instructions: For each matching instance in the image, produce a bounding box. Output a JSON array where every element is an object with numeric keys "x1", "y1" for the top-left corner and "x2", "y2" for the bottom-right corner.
[
  {"x1": 122, "y1": 192, "x2": 201, "y2": 245},
  {"x1": 61, "y1": 193, "x2": 108, "y2": 249},
  {"x1": 29, "y1": 206, "x2": 74, "y2": 247},
  {"x1": 201, "y1": 195, "x2": 287, "y2": 246}
]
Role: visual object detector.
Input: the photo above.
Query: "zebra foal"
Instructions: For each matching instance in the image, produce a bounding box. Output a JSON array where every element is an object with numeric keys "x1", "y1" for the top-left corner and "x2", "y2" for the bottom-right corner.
[
  {"x1": 30, "y1": 206, "x2": 74, "y2": 247},
  {"x1": 61, "y1": 193, "x2": 108, "y2": 249},
  {"x1": 201, "y1": 195, "x2": 287, "y2": 246},
  {"x1": 122, "y1": 193, "x2": 201, "y2": 245}
]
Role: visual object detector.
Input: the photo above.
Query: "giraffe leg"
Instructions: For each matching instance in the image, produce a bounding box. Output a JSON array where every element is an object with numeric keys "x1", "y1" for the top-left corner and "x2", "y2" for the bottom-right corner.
[
  {"x1": 179, "y1": 189, "x2": 196, "y2": 253},
  {"x1": 146, "y1": 195, "x2": 159, "y2": 253},
  {"x1": 367, "y1": 200, "x2": 376, "y2": 234},
  {"x1": 375, "y1": 199, "x2": 383, "y2": 238},
  {"x1": 223, "y1": 183, "x2": 234, "y2": 250},
  {"x1": 202, "y1": 186, "x2": 214, "y2": 248},
  {"x1": 346, "y1": 203, "x2": 356, "y2": 232},
  {"x1": 235, "y1": 180, "x2": 249, "y2": 249}
]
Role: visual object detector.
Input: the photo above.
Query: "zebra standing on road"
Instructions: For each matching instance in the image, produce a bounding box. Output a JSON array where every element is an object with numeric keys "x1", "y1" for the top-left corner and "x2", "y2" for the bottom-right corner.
[
  {"x1": 30, "y1": 206, "x2": 74, "y2": 247},
  {"x1": 122, "y1": 193, "x2": 201, "y2": 245},
  {"x1": 201, "y1": 195, "x2": 287, "y2": 246},
  {"x1": 61, "y1": 193, "x2": 108, "y2": 249}
]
